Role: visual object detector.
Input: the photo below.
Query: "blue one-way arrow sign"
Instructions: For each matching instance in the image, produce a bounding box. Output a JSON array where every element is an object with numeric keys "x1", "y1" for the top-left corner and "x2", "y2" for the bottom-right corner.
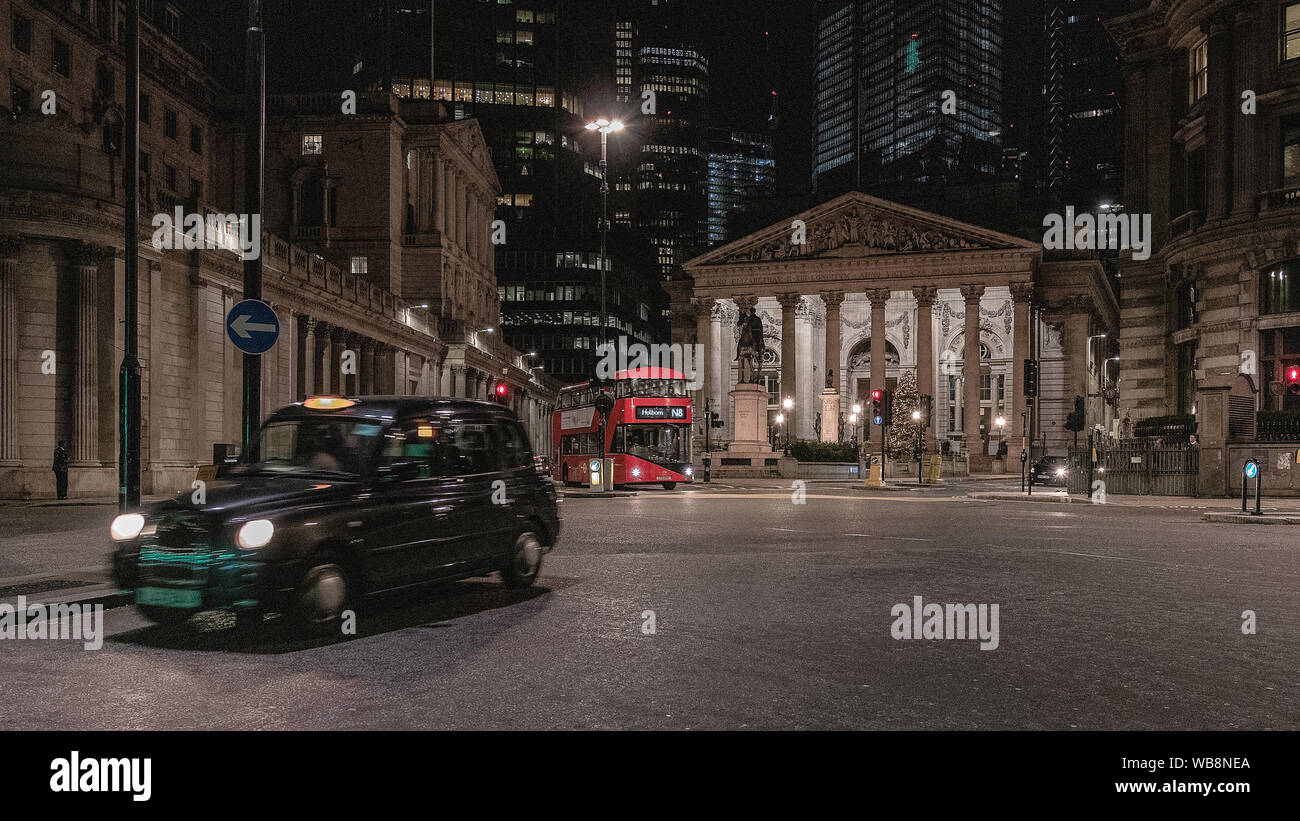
[{"x1": 225, "y1": 299, "x2": 280, "y2": 355}]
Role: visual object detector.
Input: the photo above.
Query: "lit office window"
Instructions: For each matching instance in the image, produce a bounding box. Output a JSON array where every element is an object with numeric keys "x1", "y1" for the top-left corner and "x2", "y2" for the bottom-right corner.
[
  {"x1": 302, "y1": 134, "x2": 322, "y2": 155},
  {"x1": 1189, "y1": 39, "x2": 1208, "y2": 104}
]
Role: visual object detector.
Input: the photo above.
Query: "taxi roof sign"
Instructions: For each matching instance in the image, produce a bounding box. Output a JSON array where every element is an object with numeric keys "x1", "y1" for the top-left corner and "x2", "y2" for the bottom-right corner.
[{"x1": 303, "y1": 396, "x2": 357, "y2": 411}]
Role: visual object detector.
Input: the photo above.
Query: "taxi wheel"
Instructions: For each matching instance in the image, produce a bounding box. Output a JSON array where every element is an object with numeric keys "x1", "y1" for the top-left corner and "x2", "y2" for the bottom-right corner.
[
  {"x1": 138, "y1": 605, "x2": 193, "y2": 627},
  {"x1": 293, "y1": 552, "x2": 352, "y2": 636},
  {"x1": 501, "y1": 531, "x2": 543, "y2": 589}
]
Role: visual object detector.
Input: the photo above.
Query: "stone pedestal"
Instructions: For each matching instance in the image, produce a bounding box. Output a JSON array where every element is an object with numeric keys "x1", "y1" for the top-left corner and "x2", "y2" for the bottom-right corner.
[
  {"x1": 820, "y1": 389, "x2": 839, "y2": 442},
  {"x1": 729, "y1": 382, "x2": 770, "y2": 452}
]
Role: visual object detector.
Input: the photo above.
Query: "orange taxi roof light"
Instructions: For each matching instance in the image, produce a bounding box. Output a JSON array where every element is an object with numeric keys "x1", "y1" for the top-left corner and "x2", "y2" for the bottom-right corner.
[{"x1": 303, "y1": 396, "x2": 357, "y2": 411}]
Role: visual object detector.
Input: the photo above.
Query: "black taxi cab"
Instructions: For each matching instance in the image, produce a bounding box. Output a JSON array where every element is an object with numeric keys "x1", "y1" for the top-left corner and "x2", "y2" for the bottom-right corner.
[{"x1": 109, "y1": 396, "x2": 560, "y2": 634}]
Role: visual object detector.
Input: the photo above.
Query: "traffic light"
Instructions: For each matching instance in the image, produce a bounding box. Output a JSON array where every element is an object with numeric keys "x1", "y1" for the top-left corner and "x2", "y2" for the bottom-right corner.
[
  {"x1": 882, "y1": 389, "x2": 893, "y2": 424},
  {"x1": 870, "y1": 389, "x2": 883, "y2": 424},
  {"x1": 1288, "y1": 365, "x2": 1300, "y2": 384},
  {"x1": 919, "y1": 394, "x2": 933, "y2": 428},
  {"x1": 1023, "y1": 359, "x2": 1040, "y2": 398},
  {"x1": 710, "y1": 411, "x2": 724, "y2": 428},
  {"x1": 493, "y1": 382, "x2": 509, "y2": 404}
]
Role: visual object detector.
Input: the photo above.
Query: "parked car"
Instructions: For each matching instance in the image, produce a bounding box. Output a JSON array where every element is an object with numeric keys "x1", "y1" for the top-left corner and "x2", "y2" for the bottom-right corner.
[
  {"x1": 110, "y1": 396, "x2": 560, "y2": 634},
  {"x1": 533, "y1": 455, "x2": 553, "y2": 478},
  {"x1": 1031, "y1": 455, "x2": 1069, "y2": 487}
]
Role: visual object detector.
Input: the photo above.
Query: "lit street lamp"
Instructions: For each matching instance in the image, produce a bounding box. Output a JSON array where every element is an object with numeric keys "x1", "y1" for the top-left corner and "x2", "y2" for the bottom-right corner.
[
  {"x1": 584, "y1": 118, "x2": 624, "y2": 354},
  {"x1": 782, "y1": 397, "x2": 793, "y2": 455}
]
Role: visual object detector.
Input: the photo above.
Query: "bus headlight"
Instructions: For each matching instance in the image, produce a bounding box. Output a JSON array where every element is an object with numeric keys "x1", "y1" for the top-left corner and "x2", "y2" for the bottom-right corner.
[
  {"x1": 110, "y1": 513, "x2": 145, "y2": 542},
  {"x1": 236, "y1": 519, "x2": 275, "y2": 550},
  {"x1": 685, "y1": 467, "x2": 694, "y2": 477},
  {"x1": 630, "y1": 467, "x2": 642, "y2": 478}
]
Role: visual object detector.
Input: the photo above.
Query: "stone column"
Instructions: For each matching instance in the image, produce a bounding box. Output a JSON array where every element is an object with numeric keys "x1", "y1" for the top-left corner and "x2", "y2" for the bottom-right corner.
[
  {"x1": 960, "y1": 284, "x2": 985, "y2": 463},
  {"x1": 0, "y1": 237, "x2": 21, "y2": 464},
  {"x1": 1231, "y1": 8, "x2": 1261, "y2": 217},
  {"x1": 820, "y1": 290, "x2": 844, "y2": 392},
  {"x1": 1063, "y1": 295, "x2": 1093, "y2": 411},
  {"x1": 360, "y1": 339, "x2": 376, "y2": 395},
  {"x1": 1009, "y1": 282, "x2": 1034, "y2": 465},
  {"x1": 298, "y1": 317, "x2": 316, "y2": 400},
  {"x1": 1204, "y1": 14, "x2": 1233, "y2": 220},
  {"x1": 394, "y1": 349, "x2": 409, "y2": 395},
  {"x1": 342, "y1": 333, "x2": 360, "y2": 395},
  {"x1": 694, "y1": 297, "x2": 715, "y2": 421},
  {"x1": 866, "y1": 288, "x2": 890, "y2": 446},
  {"x1": 452, "y1": 364, "x2": 466, "y2": 398},
  {"x1": 314, "y1": 322, "x2": 333, "y2": 395},
  {"x1": 69, "y1": 242, "x2": 110, "y2": 465},
  {"x1": 776, "y1": 293, "x2": 801, "y2": 410},
  {"x1": 912, "y1": 286, "x2": 937, "y2": 450}
]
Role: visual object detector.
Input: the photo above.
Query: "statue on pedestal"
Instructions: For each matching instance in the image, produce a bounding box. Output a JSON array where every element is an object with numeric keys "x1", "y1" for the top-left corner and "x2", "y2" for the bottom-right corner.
[{"x1": 735, "y1": 307, "x2": 765, "y2": 384}]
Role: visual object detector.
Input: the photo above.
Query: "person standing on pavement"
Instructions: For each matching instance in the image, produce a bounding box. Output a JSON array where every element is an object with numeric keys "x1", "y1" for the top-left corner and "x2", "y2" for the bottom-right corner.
[{"x1": 53, "y1": 440, "x2": 69, "y2": 500}]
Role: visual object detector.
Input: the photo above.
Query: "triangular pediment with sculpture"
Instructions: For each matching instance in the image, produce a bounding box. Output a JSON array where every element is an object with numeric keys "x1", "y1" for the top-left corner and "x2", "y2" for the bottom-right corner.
[{"x1": 687, "y1": 191, "x2": 1036, "y2": 268}]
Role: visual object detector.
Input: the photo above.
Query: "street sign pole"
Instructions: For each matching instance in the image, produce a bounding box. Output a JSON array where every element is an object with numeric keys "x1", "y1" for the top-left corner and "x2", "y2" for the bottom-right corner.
[
  {"x1": 241, "y1": 0, "x2": 266, "y2": 456},
  {"x1": 118, "y1": 0, "x2": 141, "y2": 512}
]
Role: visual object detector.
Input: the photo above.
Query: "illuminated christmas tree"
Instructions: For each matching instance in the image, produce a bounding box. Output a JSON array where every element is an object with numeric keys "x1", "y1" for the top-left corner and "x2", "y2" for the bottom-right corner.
[{"x1": 886, "y1": 369, "x2": 925, "y2": 462}]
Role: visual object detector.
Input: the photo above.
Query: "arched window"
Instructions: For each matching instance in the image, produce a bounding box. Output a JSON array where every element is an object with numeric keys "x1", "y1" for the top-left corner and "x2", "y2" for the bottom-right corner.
[{"x1": 299, "y1": 172, "x2": 325, "y2": 226}]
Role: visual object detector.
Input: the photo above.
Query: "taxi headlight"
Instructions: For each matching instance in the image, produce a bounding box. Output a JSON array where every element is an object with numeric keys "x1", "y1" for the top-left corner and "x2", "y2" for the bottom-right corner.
[
  {"x1": 236, "y1": 519, "x2": 275, "y2": 550},
  {"x1": 110, "y1": 513, "x2": 145, "y2": 542},
  {"x1": 1055, "y1": 467, "x2": 1066, "y2": 477}
]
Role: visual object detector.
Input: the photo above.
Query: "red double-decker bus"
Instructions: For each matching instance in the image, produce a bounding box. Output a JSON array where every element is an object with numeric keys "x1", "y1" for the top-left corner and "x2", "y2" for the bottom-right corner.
[{"x1": 552, "y1": 367, "x2": 694, "y2": 489}]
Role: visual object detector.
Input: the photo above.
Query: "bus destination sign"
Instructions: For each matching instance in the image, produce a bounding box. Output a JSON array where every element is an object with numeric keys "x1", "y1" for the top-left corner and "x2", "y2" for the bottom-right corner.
[{"x1": 635, "y1": 405, "x2": 687, "y2": 421}]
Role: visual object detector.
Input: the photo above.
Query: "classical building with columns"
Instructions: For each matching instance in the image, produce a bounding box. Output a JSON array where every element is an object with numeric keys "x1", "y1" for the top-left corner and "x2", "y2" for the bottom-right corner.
[
  {"x1": 672, "y1": 192, "x2": 1118, "y2": 470},
  {"x1": 1106, "y1": 1, "x2": 1300, "y2": 419},
  {"x1": 0, "y1": 0, "x2": 557, "y2": 499}
]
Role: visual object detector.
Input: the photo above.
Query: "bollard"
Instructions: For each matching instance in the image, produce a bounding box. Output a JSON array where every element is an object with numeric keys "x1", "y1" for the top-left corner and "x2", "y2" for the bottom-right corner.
[{"x1": 1242, "y1": 459, "x2": 1261, "y2": 515}]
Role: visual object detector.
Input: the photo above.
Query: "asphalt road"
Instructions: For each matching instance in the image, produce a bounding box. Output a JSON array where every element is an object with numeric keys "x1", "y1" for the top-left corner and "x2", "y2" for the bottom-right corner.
[{"x1": 1, "y1": 484, "x2": 1296, "y2": 730}]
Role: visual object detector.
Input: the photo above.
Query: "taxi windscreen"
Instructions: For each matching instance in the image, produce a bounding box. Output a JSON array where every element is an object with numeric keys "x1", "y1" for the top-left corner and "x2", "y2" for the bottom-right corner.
[{"x1": 244, "y1": 417, "x2": 385, "y2": 477}]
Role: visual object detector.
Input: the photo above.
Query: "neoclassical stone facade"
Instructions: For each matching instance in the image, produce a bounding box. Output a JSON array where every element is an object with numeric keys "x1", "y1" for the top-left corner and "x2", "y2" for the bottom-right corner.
[
  {"x1": 0, "y1": 0, "x2": 556, "y2": 499},
  {"x1": 674, "y1": 193, "x2": 1118, "y2": 468},
  {"x1": 1107, "y1": 1, "x2": 1300, "y2": 419}
]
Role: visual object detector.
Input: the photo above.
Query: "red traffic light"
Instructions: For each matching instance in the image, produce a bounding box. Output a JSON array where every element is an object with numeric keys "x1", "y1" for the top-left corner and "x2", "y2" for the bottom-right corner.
[
  {"x1": 1288, "y1": 366, "x2": 1300, "y2": 384},
  {"x1": 871, "y1": 389, "x2": 883, "y2": 401},
  {"x1": 494, "y1": 382, "x2": 509, "y2": 398}
]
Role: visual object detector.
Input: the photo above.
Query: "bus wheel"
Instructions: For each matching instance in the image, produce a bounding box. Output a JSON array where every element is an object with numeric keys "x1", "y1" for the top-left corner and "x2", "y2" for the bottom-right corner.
[{"x1": 661, "y1": 482, "x2": 677, "y2": 490}]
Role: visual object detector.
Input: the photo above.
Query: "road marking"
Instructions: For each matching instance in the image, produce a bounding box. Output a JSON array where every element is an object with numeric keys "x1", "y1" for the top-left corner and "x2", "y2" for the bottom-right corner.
[{"x1": 767, "y1": 527, "x2": 813, "y2": 533}]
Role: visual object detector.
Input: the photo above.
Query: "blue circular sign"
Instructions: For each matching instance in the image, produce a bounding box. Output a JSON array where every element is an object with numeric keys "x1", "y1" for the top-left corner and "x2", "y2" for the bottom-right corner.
[
  {"x1": 225, "y1": 299, "x2": 280, "y2": 355},
  {"x1": 589, "y1": 460, "x2": 601, "y2": 472},
  {"x1": 1245, "y1": 460, "x2": 1259, "y2": 479}
]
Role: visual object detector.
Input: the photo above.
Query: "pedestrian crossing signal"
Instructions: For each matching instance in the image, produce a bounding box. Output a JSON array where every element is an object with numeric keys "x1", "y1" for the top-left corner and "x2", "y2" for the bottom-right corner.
[{"x1": 1288, "y1": 365, "x2": 1300, "y2": 384}]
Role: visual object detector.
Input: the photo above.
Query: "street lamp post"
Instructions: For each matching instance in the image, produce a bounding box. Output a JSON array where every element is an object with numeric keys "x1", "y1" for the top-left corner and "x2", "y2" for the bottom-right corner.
[
  {"x1": 585, "y1": 118, "x2": 624, "y2": 354},
  {"x1": 119, "y1": 0, "x2": 141, "y2": 511}
]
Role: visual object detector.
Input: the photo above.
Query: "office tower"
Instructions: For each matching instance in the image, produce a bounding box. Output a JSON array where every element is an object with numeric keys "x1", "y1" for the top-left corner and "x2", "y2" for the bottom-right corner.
[
  {"x1": 347, "y1": 0, "x2": 665, "y2": 382},
  {"x1": 705, "y1": 130, "x2": 777, "y2": 246},
  {"x1": 812, "y1": 0, "x2": 1004, "y2": 198}
]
